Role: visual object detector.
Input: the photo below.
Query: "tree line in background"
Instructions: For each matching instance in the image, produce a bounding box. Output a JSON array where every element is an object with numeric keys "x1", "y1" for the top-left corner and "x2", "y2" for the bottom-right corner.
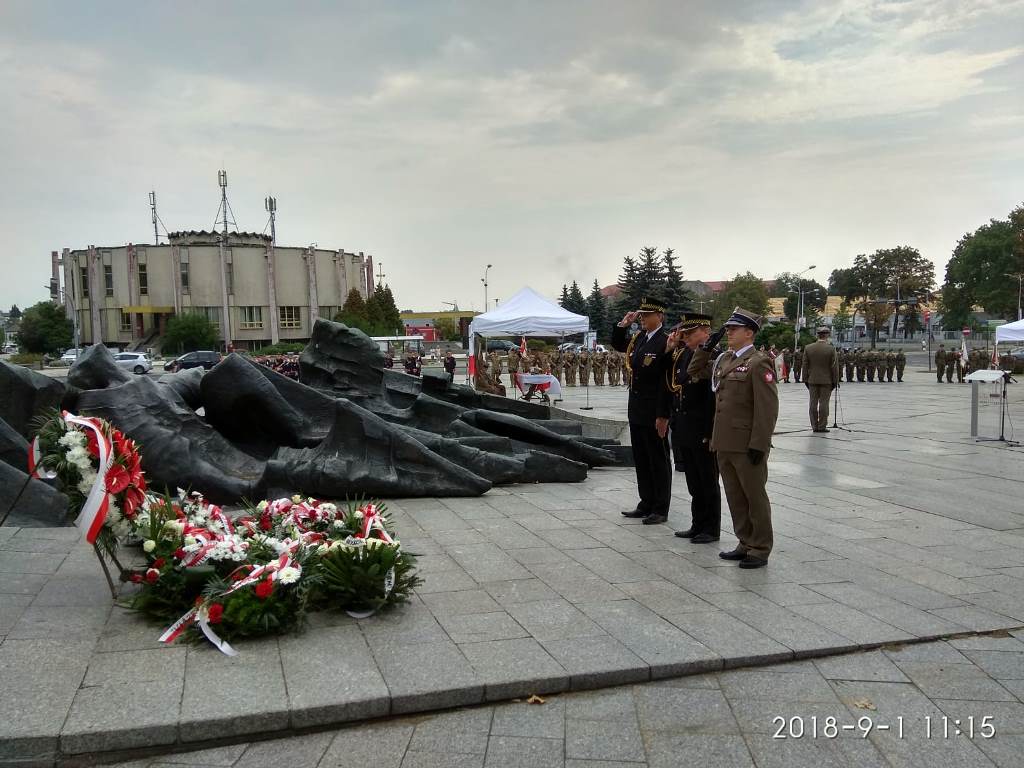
[
  {"x1": 559, "y1": 247, "x2": 696, "y2": 341},
  {"x1": 940, "y1": 204, "x2": 1024, "y2": 328},
  {"x1": 333, "y1": 283, "x2": 403, "y2": 337}
]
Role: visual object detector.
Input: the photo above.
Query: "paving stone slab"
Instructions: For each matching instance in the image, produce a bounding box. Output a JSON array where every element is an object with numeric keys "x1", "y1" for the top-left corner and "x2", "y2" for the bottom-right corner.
[
  {"x1": 372, "y1": 638, "x2": 484, "y2": 714},
  {"x1": 280, "y1": 625, "x2": 390, "y2": 727},
  {"x1": 458, "y1": 638, "x2": 568, "y2": 701}
]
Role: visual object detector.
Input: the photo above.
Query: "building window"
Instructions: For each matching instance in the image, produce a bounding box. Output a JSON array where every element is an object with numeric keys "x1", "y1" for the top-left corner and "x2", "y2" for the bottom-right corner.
[
  {"x1": 319, "y1": 306, "x2": 335, "y2": 320},
  {"x1": 80, "y1": 265, "x2": 89, "y2": 297},
  {"x1": 239, "y1": 306, "x2": 263, "y2": 329},
  {"x1": 120, "y1": 310, "x2": 132, "y2": 332},
  {"x1": 104, "y1": 265, "x2": 114, "y2": 296},
  {"x1": 279, "y1": 306, "x2": 301, "y2": 329},
  {"x1": 180, "y1": 261, "x2": 190, "y2": 294},
  {"x1": 138, "y1": 263, "x2": 148, "y2": 295},
  {"x1": 192, "y1": 306, "x2": 220, "y2": 328}
]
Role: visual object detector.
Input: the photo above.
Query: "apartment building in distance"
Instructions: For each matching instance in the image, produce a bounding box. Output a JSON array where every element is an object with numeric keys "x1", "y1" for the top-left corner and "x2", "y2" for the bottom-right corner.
[{"x1": 56, "y1": 231, "x2": 373, "y2": 351}]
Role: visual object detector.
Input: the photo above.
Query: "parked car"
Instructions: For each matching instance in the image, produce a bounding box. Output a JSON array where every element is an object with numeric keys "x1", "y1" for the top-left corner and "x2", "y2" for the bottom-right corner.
[
  {"x1": 485, "y1": 339, "x2": 519, "y2": 353},
  {"x1": 164, "y1": 350, "x2": 221, "y2": 372},
  {"x1": 1008, "y1": 347, "x2": 1024, "y2": 360},
  {"x1": 114, "y1": 351, "x2": 153, "y2": 375},
  {"x1": 59, "y1": 349, "x2": 82, "y2": 366}
]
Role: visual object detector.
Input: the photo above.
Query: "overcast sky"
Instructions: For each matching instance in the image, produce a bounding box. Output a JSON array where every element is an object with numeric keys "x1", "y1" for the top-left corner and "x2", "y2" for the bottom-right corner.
[{"x1": 2, "y1": 0, "x2": 1022, "y2": 314}]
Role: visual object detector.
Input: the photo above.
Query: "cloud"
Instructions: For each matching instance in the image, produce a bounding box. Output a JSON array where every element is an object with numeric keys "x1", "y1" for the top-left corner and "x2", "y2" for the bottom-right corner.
[{"x1": 0, "y1": 0, "x2": 1022, "y2": 315}]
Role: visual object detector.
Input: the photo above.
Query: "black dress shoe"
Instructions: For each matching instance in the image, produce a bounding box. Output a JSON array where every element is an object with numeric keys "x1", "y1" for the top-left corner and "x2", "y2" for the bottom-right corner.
[
  {"x1": 819, "y1": 428, "x2": 830, "y2": 433},
  {"x1": 642, "y1": 513, "x2": 668, "y2": 525},
  {"x1": 738, "y1": 556, "x2": 768, "y2": 569},
  {"x1": 719, "y1": 548, "x2": 746, "y2": 561},
  {"x1": 674, "y1": 527, "x2": 697, "y2": 538},
  {"x1": 622, "y1": 509, "x2": 648, "y2": 518},
  {"x1": 691, "y1": 533, "x2": 720, "y2": 544}
]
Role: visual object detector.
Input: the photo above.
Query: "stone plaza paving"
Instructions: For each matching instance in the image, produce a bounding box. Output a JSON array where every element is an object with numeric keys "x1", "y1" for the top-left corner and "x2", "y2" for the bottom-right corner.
[{"x1": 2, "y1": 366, "x2": 1023, "y2": 765}]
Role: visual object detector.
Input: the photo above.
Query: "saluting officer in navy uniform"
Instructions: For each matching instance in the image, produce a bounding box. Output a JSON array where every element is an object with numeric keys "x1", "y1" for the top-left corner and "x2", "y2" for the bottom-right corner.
[
  {"x1": 612, "y1": 298, "x2": 673, "y2": 525},
  {"x1": 660, "y1": 312, "x2": 722, "y2": 543},
  {"x1": 702, "y1": 307, "x2": 779, "y2": 569}
]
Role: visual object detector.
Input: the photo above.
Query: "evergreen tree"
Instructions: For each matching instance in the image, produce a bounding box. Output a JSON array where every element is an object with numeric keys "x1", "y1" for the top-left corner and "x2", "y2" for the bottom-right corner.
[
  {"x1": 565, "y1": 281, "x2": 588, "y2": 315},
  {"x1": 558, "y1": 284, "x2": 570, "y2": 309},
  {"x1": 662, "y1": 248, "x2": 695, "y2": 320},
  {"x1": 335, "y1": 288, "x2": 370, "y2": 331},
  {"x1": 365, "y1": 292, "x2": 386, "y2": 334},
  {"x1": 9, "y1": 304, "x2": 22, "y2": 320},
  {"x1": 586, "y1": 280, "x2": 609, "y2": 341},
  {"x1": 377, "y1": 284, "x2": 402, "y2": 334},
  {"x1": 636, "y1": 246, "x2": 666, "y2": 302}
]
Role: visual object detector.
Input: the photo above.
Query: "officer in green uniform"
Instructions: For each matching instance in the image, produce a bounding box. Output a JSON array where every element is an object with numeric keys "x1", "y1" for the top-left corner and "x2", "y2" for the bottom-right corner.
[
  {"x1": 935, "y1": 345, "x2": 947, "y2": 383},
  {"x1": 896, "y1": 349, "x2": 906, "y2": 381},
  {"x1": 844, "y1": 348, "x2": 855, "y2": 382},
  {"x1": 708, "y1": 307, "x2": 779, "y2": 569},
  {"x1": 793, "y1": 347, "x2": 804, "y2": 383},
  {"x1": 885, "y1": 349, "x2": 896, "y2": 382},
  {"x1": 855, "y1": 349, "x2": 866, "y2": 382},
  {"x1": 803, "y1": 326, "x2": 839, "y2": 432},
  {"x1": 866, "y1": 349, "x2": 876, "y2": 382},
  {"x1": 945, "y1": 349, "x2": 955, "y2": 382}
]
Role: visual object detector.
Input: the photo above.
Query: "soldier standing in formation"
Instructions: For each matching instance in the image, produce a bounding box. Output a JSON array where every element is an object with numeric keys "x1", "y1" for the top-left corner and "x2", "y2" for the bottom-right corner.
[
  {"x1": 844, "y1": 349, "x2": 855, "y2": 382},
  {"x1": 507, "y1": 347, "x2": 520, "y2": 378},
  {"x1": 781, "y1": 348, "x2": 793, "y2": 382},
  {"x1": 607, "y1": 350, "x2": 621, "y2": 386},
  {"x1": 708, "y1": 308, "x2": 779, "y2": 569},
  {"x1": 620, "y1": 352, "x2": 630, "y2": 386},
  {"x1": 895, "y1": 349, "x2": 906, "y2": 381},
  {"x1": 935, "y1": 345, "x2": 947, "y2": 382},
  {"x1": 613, "y1": 299, "x2": 672, "y2": 525},
  {"x1": 563, "y1": 347, "x2": 577, "y2": 386},
  {"x1": 593, "y1": 349, "x2": 607, "y2": 385},
  {"x1": 885, "y1": 349, "x2": 896, "y2": 382},
  {"x1": 551, "y1": 349, "x2": 563, "y2": 385},
  {"x1": 489, "y1": 350, "x2": 503, "y2": 385},
  {"x1": 864, "y1": 349, "x2": 875, "y2": 382},
  {"x1": 792, "y1": 346, "x2": 804, "y2": 383},
  {"x1": 945, "y1": 349, "x2": 955, "y2": 382},
  {"x1": 802, "y1": 327, "x2": 839, "y2": 433},
  {"x1": 660, "y1": 313, "x2": 721, "y2": 543},
  {"x1": 578, "y1": 348, "x2": 591, "y2": 387}
]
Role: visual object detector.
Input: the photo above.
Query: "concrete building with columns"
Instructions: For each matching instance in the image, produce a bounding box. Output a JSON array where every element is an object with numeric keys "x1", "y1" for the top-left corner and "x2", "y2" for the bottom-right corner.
[{"x1": 56, "y1": 231, "x2": 372, "y2": 351}]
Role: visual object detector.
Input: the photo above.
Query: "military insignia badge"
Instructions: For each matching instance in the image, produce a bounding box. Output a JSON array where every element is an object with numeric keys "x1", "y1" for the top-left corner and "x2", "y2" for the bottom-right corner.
[
  {"x1": 764, "y1": 371, "x2": 774, "y2": 383},
  {"x1": 642, "y1": 354, "x2": 654, "y2": 367}
]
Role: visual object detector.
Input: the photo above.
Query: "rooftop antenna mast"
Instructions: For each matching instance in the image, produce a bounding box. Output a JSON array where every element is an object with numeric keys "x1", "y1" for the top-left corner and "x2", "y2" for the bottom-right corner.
[
  {"x1": 376, "y1": 262, "x2": 386, "y2": 286},
  {"x1": 149, "y1": 191, "x2": 169, "y2": 244},
  {"x1": 215, "y1": 170, "x2": 236, "y2": 352},
  {"x1": 265, "y1": 195, "x2": 277, "y2": 243}
]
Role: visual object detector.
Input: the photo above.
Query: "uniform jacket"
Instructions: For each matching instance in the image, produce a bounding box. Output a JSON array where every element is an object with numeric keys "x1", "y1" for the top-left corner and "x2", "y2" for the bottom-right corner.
[
  {"x1": 612, "y1": 324, "x2": 672, "y2": 424},
  {"x1": 707, "y1": 347, "x2": 779, "y2": 454},
  {"x1": 659, "y1": 345, "x2": 716, "y2": 446},
  {"x1": 802, "y1": 340, "x2": 839, "y2": 387}
]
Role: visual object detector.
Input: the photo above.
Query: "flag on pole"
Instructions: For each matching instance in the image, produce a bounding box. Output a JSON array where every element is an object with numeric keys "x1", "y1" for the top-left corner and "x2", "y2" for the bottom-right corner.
[
  {"x1": 519, "y1": 336, "x2": 527, "y2": 356},
  {"x1": 961, "y1": 337, "x2": 969, "y2": 371}
]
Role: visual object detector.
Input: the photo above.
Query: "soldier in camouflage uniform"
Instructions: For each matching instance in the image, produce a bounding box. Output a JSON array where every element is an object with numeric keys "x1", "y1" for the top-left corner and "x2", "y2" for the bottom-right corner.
[
  {"x1": 854, "y1": 349, "x2": 865, "y2": 381},
  {"x1": 876, "y1": 350, "x2": 886, "y2": 382},
  {"x1": 621, "y1": 350, "x2": 630, "y2": 385},
  {"x1": 945, "y1": 350, "x2": 955, "y2": 383},
  {"x1": 896, "y1": 349, "x2": 906, "y2": 381},
  {"x1": 865, "y1": 349, "x2": 875, "y2": 382},
  {"x1": 885, "y1": 349, "x2": 896, "y2": 382},
  {"x1": 935, "y1": 345, "x2": 947, "y2": 383},
  {"x1": 843, "y1": 349, "x2": 855, "y2": 382},
  {"x1": 489, "y1": 350, "x2": 503, "y2": 385},
  {"x1": 551, "y1": 349, "x2": 563, "y2": 385},
  {"x1": 564, "y1": 348, "x2": 577, "y2": 385},
  {"x1": 606, "y1": 350, "x2": 618, "y2": 385},
  {"x1": 793, "y1": 346, "x2": 804, "y2": 383},
  {"x1": 507, "y1": 348, "x2": 521, "y2": 377},
  {"x1": 578, "y1": 348, "x2": 591, "y2": 386},
  {"x1": 592, "y1": 350, "x2": 607, "y2": 385}
]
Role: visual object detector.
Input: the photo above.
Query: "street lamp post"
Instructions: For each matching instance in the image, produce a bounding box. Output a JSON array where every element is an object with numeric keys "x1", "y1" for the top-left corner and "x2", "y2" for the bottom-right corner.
[
  {"x1": 480, "y1": 264, "x2": 492, "y2": 311},
  {"x1": 793, "y1": 265, "x2": 816, "y2": 352},
  {"x1": 1009, "y1": 272, "x2": 1024, "y2": 321}
]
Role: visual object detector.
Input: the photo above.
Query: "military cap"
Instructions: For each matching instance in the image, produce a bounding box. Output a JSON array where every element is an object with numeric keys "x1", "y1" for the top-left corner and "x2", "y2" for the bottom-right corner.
[
  {"x1": 723, "y1": 307, "x2": 762, "y2": 332},
  {"x1": 671, "y1": 311, "x2": 713, "y2": 332},
  {"x1": 637, "y1": 297, "x2": 666, "y2": 314},
  {"x1": 816, "y1": 326, "x2": 831, "y2": 334}
]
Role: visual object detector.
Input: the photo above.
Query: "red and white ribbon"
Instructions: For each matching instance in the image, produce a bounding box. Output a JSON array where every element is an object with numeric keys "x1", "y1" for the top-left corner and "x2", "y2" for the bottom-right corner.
[
  {"x1": 27, "y1": 436, "x2": 57, "y2": 480},
  {"x1": 158, "y1": 605, "x2": 237, "y2": 656},
  {"x1": 63, "y1": 413, "x2": 114, "y2": 544},
  {"x1": 357, "y1": 505, "x2": 394, "y2": 544}
]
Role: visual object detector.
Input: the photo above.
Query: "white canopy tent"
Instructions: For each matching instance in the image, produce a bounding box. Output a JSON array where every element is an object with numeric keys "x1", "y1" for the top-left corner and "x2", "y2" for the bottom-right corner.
[
  {"x1": 468, "y1": 287, "x2": 590, "y2": 357},
  {"x1": 995, "y1": 319, "x2": 1024, "y2": 344}
]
